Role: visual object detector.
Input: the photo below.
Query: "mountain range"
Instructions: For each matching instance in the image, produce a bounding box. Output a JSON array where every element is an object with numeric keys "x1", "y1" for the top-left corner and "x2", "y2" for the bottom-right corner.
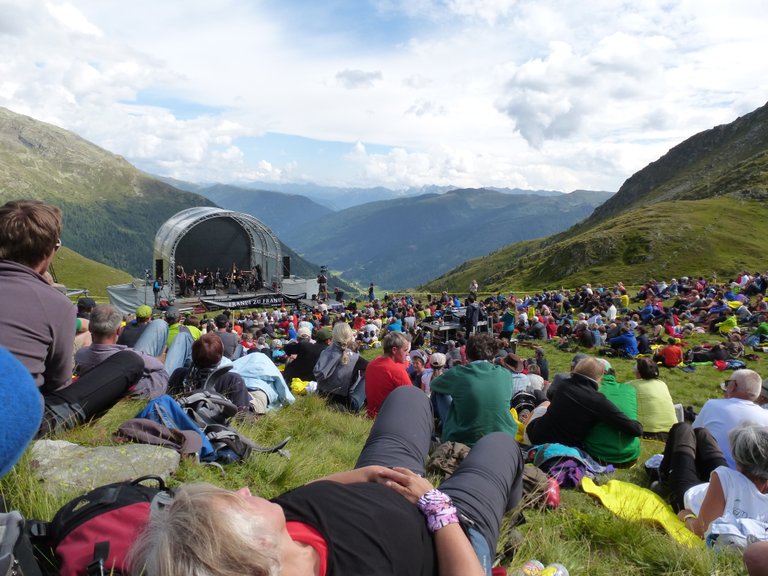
[{"x1": 423, "y1": 100, "x2": 768, "y2": 293}]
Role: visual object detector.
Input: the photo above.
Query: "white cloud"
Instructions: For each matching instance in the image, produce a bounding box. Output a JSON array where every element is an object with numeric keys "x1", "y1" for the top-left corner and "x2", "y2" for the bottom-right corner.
[
  {"x1": 0, "y1": 0, "x2": 767, "y2": 193},
  {"x1": 335, "y1": 69, "x2": 384, "y2": 89}
]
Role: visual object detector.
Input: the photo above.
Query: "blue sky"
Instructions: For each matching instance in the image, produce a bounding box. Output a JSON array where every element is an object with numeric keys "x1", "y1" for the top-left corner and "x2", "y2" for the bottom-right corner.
[{"x1": 1, "y1": 0, "x2": 767, "y2": 194}]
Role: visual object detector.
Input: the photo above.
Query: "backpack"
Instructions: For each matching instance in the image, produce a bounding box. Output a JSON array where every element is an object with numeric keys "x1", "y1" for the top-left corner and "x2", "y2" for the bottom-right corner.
[
  {"x1": 0, "y1": 511, "x2": 43, "y2": 576},
  {"x1": 177, "y1": 389, "x2": 239, "y2": 428},
  {"x1": 31, "y1": 476, "x2": 168, "y2": 576}
]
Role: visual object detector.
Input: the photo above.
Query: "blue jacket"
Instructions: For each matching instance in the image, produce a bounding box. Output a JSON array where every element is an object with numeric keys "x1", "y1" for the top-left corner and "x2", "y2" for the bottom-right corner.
[{"x1": 608, "y1": 332, "x2": 639, "y2": 357}]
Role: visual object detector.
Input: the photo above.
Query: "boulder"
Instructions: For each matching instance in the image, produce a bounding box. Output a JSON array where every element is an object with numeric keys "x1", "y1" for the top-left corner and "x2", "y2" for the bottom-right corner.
[{"x1": 30, "y1": 440, "x2": 180, "y2": 499}]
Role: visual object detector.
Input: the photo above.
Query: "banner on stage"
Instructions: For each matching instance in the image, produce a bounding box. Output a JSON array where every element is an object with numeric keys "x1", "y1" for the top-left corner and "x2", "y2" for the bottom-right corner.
[{"x1": 200, "y1": 292, "x2": 306, "y2": 310}]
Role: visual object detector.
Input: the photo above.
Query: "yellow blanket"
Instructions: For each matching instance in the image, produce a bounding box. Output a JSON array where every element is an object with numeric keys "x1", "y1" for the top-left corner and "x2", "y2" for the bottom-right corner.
[{"x1": 581, "y1": 477, "x2": 703, "y2": 548}]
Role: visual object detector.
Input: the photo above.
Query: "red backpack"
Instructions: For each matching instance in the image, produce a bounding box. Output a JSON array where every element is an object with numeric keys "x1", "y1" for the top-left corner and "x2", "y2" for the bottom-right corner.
[{"x1": 31, "y1": 476, "x2": 168, "y2": 576}]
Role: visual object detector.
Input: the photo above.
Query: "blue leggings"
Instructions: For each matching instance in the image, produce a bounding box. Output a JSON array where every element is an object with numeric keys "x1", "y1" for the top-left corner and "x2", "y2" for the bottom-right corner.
[{"x1": 355, "y1": 386, "x2": 523, "y2": 572}]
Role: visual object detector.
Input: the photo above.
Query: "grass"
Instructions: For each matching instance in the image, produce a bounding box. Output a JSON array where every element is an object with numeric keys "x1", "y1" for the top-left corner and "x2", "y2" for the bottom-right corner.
[
  {"x1": 51, "y1": 246, "x2": 132, "y2": 300},
  {"x1": 1, "y1": 330, "x2": 757, "y2": 575}
]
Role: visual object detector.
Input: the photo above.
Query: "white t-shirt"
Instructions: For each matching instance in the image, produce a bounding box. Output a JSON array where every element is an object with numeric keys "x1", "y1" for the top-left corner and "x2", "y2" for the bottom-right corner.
[
  {"x1": 693, "y1": 398, "x2": 768, "y2": 468},
  {"x1": 684, "y1": 466, "x2": 768, "y2": 546}
]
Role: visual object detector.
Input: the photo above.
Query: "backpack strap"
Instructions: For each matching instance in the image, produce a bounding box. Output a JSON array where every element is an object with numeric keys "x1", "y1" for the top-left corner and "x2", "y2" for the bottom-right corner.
[
  {"x1": 203, "y1": 365, "x2": 233, "y2": 391},
  {"x1": 86, "y1": 541, "x2": 110, "y2": 576}
]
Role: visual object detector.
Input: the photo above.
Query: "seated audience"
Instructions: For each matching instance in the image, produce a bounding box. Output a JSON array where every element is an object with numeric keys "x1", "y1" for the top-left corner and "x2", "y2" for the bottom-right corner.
[
  {"x1": 627, "y1": 357, "x2": 678, "y2": 440},
  {"x1": 660, "y1": 423, "x2": 768, "y2": 551},
  {"x1": 584, "y1": 359, "x2": 641, "y2": 466},
  {"x1": 693, "y1": 369, "x2": 768, "y2": 468},
  {"x1": 313, "y1": 323, "x2": 368, "y2": 412},
  {"x1": 525, "y1": 357, "x2": 643, "y2": 449},
  {"x1": 365, "y1": 331, "x2": 412, "y2": 418},
  {"x1": 75, "y1": 304, "x2": 169, "y2": 398},
  {"x1": 430, "y1": 333, "x2": 517, "y2": 447},
  {"x1": 168, "y1": 333, "x2": 257, "y2": 414}
]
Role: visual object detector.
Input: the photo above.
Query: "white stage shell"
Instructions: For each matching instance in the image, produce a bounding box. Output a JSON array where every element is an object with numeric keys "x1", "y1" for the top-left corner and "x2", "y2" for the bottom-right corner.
[{"x1": 153, "y1": 207, "x2": 282, "y2": 295}]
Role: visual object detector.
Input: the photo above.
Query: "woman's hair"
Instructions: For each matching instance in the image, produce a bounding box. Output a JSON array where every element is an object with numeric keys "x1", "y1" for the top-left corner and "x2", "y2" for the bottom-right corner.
[
  {"x1": 332, "y1": 322, "x2": 357, "y2": 365},
  {"x1": 192, "y1": 333, "x2": 224, "y2": 368},
  {"x1": 636, "y1": 356, "x2": 659, "y2": 380},
  {"x1": 729, "y1": 424, "x2": 768, "y2": 480},
  {"x1": 572, "y1": 357, "x2": 605, "y2": 383},
  {"x1": 128, "y1": 484, "x2": 280, "y2": 576}
]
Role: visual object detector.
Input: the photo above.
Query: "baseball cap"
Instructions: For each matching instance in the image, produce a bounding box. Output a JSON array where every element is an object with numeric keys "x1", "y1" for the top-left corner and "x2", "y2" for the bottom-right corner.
[
  {"x1": 164, "y1": 306, "x2": 180, "y2": 320},
  {"x1": 135, "y1": 305, "x2": 152, "y2": 319},
  {"x1": 297, "y1": 326, "x2": 311, "y2": 339},
  {"x1": 430, "y1": 353, "x2": 447, "y2": 368},
  {"x1": 316, "y1": 327, "x2": 333, "y2": 341},
  {"x1": 409, "y1": 350, "x2": 428, "y2": 364}
]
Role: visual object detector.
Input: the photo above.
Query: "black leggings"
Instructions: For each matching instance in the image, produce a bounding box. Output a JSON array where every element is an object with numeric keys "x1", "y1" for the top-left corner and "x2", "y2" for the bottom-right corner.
[
  {"x1": 39, "y1": 350, "x2": 144, "y2": 437},
  {"x1": 660, "y1": 422, "x2": 727, "y2": 511}
]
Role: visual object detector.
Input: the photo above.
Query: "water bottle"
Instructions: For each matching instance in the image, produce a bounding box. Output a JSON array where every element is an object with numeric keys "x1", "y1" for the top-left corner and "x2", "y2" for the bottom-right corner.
[
  {"x1": 540, "y1": 563, "x2": 569, "y2": 576},
  {"x1": 509, "y1": 559, "x2": 544, "y2": 575}
]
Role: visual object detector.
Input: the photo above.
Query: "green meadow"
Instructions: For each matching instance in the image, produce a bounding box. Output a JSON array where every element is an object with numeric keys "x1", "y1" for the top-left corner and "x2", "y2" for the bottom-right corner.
[{"x1": 2, "y1": 329, "x2": 755, "y2": 575}]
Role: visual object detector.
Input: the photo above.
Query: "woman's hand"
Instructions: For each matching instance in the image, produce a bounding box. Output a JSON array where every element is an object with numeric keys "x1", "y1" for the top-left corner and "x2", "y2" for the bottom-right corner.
[{"x1": 376, "y1": 466, "x2": 434, "y2": 504}]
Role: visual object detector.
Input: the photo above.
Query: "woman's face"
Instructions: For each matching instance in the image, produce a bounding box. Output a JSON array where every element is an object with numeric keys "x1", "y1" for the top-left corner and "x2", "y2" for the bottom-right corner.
[{"x1": 236, "y1": 487, "x2": 287, "y2": 533}]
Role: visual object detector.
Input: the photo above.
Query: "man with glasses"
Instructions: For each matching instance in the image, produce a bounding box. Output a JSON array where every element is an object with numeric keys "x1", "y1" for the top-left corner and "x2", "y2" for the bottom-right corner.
[
  {"x1": 0, "y1": 199, "x2": 144, "y2": 437},
  {"x1": 692, "y1": 369, "x2": 768, "y2": 468},
  {"x1": 365, "y1": 331, "x2": 412, "y2": 418},
  {"x1": 0, "y1": 199, "x2": 74, "y2": 391}
]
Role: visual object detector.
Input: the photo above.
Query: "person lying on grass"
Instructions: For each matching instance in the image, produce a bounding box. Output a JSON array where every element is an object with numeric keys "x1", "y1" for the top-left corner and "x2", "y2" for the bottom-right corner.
[{"x1": 129, "y1": 385, "x2": 524, "y2": 576}]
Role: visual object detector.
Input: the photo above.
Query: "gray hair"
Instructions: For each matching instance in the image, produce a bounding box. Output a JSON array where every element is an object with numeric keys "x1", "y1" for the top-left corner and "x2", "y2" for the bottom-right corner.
[
  {"x1": 382, "y1": 331, "x2": 411, "y2": 355},
  {"x1": 733, "y1": 369, "x2": 763, "y2": 401},
  {"x1": 729, "y1": 424, "x2": 768, "y2": 480},
  {"x1": 128, "y1": 483, "x2": 280, "y2": 576},
  {"x1": 89, "y1": 305, "x2": 123, "y2": 338}
]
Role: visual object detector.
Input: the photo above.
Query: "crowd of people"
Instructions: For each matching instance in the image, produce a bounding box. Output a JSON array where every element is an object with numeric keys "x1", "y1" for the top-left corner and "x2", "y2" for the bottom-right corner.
[{"x1": 1, "y1": 199, "x2": 768, "y2": 575}]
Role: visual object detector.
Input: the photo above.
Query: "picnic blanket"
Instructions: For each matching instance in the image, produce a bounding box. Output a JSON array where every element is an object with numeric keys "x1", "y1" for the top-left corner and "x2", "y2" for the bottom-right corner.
[{"x1": 581, "y1": 477, "x2": 703, "y2": 548}]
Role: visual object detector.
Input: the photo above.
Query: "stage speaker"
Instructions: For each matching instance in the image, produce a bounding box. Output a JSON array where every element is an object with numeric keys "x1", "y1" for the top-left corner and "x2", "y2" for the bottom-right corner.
[
  {"x1": 155, "y1": 259, "x2": 164, "y2": 280},
  {"x1": 282, "y1": 256, "x2": 291, "y2": 278}
]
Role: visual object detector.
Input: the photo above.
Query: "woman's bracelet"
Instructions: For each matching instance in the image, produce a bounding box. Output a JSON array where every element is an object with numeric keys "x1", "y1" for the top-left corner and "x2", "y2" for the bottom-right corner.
[
  {"x1": 417, "y1": 489, "x2": 460, "y2": 533},
  {"x1": 682, "y1": 513, "x2": 696, "y2": 523}
]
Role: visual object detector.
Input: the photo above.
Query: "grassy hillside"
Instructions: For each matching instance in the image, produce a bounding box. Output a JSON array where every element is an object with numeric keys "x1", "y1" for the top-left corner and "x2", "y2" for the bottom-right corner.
[
  {"x1": 50, "y1": 247, "x2": 132, "y2": 299},
  {"x1": 586, "y1": 101, "x2": 768, "y2": 225},
  {"x1": 3, "y1": 331, "x2": 751, "y2": 575},
  {"x1": 0, "y1": 107, "x2": 215, "y2": 275},
  {"x1": 422, "y1": 197, "x2": 768, "y2": 293}
]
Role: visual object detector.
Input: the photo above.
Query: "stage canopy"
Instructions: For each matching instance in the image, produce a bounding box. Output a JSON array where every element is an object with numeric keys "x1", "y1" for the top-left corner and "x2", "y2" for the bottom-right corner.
[{"x1": 153, "y1": 207, "x2": 282, "y2": 294}]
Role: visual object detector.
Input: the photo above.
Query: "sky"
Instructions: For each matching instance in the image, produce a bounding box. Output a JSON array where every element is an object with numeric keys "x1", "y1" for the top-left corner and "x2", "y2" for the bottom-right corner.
[{"x1": 1, "y1": 0, "x2": 767, "y2": 194}]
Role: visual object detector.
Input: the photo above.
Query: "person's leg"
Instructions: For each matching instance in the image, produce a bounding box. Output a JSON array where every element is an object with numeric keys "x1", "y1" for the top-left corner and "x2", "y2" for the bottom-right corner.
[
  {"x1": 660, "y1": 422, "x2": 705, "y2": 511},
  {"x1": 39, "y1": 350, "x2": 144, "y2": 436},
  {"x1": 355, "y1": 385, "x2": 432, "y2": 474},
  {"x1": 692, "y1": 426, "x2": 727, "y2": 479},
  {"x1": 439, "y1": 432, "x2": 523, "y2": 571},
  {"x1": 165, "y1": 332, "x2": 194, "y2": 374},
  {"x1": 133, "y1": 319, "x2": 169, "y2": 357}
]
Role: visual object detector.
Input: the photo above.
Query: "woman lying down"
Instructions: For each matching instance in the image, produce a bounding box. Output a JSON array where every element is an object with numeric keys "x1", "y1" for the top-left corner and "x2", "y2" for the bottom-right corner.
[{"x1": 128, "y1": 385, "x2": 524, "y2": 576}]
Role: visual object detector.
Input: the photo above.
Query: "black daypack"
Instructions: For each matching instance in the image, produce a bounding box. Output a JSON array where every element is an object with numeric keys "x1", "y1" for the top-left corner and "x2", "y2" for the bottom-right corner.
[{"x1": 30, "y1": 476, "x2": 169, "y2": 576}]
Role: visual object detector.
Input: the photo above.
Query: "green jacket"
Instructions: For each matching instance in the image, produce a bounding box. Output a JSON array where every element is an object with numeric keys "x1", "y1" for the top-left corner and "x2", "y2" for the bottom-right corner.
[
  {"x1": 584, "y1": 375, "x2": 640, "y2": 464},
  {"x1": 430, "y1": 361, "x2": 517, "y2": 447}
]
